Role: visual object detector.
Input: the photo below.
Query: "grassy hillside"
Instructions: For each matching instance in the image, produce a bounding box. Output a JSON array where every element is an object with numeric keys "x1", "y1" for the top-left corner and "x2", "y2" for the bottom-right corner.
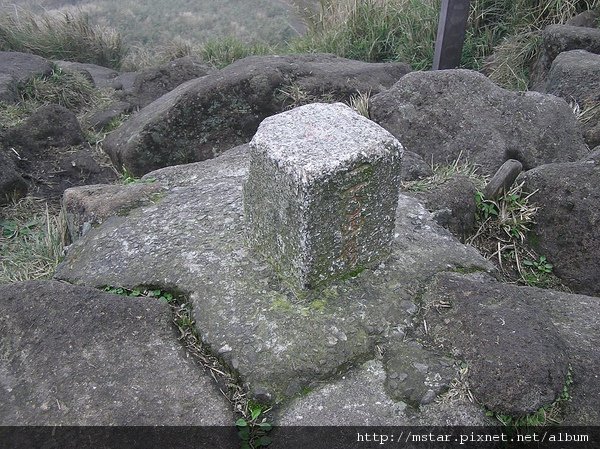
[{"x1": 1, "y1": 0, "x2": 308, "y2": 47}]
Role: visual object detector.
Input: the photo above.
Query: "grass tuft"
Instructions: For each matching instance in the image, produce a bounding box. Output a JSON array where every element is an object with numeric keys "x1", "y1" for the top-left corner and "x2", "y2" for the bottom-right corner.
[
  {"x1": 0, "y1": 8, "x2": 127, "y2": 69},
  {"x1": 0, "y1": 197, "x2": 67, "y2": 284}
]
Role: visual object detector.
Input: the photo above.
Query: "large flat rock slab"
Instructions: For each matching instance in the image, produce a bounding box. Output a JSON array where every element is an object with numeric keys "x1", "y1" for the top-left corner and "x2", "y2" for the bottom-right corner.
[
  {"x1": 55, "y1": 144, "x2": 494, "y2": 404},
  {"x1": 0, "y1": 280, "x2": 233, "y2": 425},
  {"x1": 274, "y1": 359, "x2": 490, "y2": 428}
]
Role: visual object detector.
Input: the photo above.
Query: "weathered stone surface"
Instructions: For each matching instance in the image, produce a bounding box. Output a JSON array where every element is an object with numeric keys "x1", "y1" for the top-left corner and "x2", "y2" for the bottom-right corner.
[
  {"x1": 53, "y1": 60, "x2": 119, "y2": 88},
  {"x1": 5, "y1": 104, "x2": 84, "y2": 152},
  {"x1": 544, "y1": 50, "x2": 600, "y2": 148},
  {"x1": 86, "y1": 101, "x2": 133, "y2": 131},
  {"x1": 370, "y1": 69, "x2": 587, "y2": 176},
  {"x1": 519, "y1": 160, "x2": 600, "y2": 296},
  {"x1": 103, "y1": 54, "x2": 411, "y2": 176},
  {"x1": 121, "y1": 57, "x2": 215, "y2": 108},
  {"x1": 0, "y1": 51, "x2": 53, "y2": 104},
  {"x1": 383, "y1": 339, "x2": 456, "y2": 407},
  {"x1": 407, "y1": 175, "x2": 478, "y2": 242},
  {"x1": 62, "y1": 182, "x2": 165, "y2": 241},
  {"x1": 565, "y1": 9, "x2": 600, "y2": 28},
  {"x1": 531, "y1": 24, "x2": 600, "y2": 90},
  {"x1": 540, "y1": 288, "x2": 600, "y2": 425},
  {"x1": 483, "y1": 159, "x2": 523, "y2": 200},
  {"x1": 55, "y1": 145, "x2": 494, "y2": 403},
  {"x1": 0, "y1": 280, "x2": 233, "y2": 425},
  {"x1": 245, "y1": 103, "x2": 403, "y2": 290},
  {"x1": 424, "y1": 272, "x2": 570, "y2": 416},
  {"x1": 0, "y1": 150, "x2": 28, "y2": 205},
  {"x1": 274, "y1": 359, "x2": 489, "y2": 427},
  {"x1": 585, "y1": 145, "x2": 600, "y2": 162},
  {"x1": 400, "y1": 150, "x2": 433, "y2": 181}
]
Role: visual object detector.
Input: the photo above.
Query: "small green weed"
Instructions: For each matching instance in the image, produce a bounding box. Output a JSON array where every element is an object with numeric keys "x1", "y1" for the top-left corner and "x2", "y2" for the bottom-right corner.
[
  {"x1": 236, "y1": 402, "x2": 273, "y2": 449},
  {"x1": 120, "y1": 166, "x2": 139, "y2": 185},
  {"x1": 475, "y1": 191, "x2": 499, "y2": 221},
  {"x1": 102, "y1": 286, "x2": 176, "y2": 303},
  {"x1": 523, "y1": 255, "x2": 553, "y2": 274}
]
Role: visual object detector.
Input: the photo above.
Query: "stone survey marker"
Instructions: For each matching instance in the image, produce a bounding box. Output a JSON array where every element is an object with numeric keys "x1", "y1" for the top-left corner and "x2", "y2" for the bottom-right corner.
[{"x1": 244, "y1": 103, "x2": 403, "y2": 290}]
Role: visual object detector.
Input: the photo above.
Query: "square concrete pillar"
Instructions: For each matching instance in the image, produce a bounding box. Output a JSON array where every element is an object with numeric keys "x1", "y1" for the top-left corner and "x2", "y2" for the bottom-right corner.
[{"x1": 244, "y1": 103, "x2": 403, "y2": 290}]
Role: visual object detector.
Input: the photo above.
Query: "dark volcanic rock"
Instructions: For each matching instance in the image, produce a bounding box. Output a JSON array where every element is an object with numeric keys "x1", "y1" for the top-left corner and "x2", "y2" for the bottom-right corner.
[
  {"x1": 531, "y1": 24, "x2": 600, "y2": 90},
  {"x1": 6, "y1": 104, "x2": 84, "y2": 154},
  {"x1": 103, "y1": 54, "x2": 411, "y2": 176},
  {"x1": 483, "y1": 159, "x2": 523, "y2": 200},
  {"x1": 544, "y1": 50, "x2": 600, "y2": 147},
  {"x1": 408, "y1": 175, "x2": 478, "y2": 242},
  {"x1": 122, "y1": 57, "x2": 215, "y2": 108},
  {"x1": 0, "y1": 149, "x2": 28, "y2": 205},
  {"x1": 0, "y1": 280, "x2": 233, "y2": 425},
  {"x1": 519, "y1": 160, "x2": 600, "y2": 296},
  {"x1": 400, "y1": 150, "x2": 434, "y2": 181},
  {"x1": 565, "y1": 9, "x2": 600, "y2": 28},
  {"x1": 424, "y1": 272, "x2": 569, "y2": 416},
  {"x1": 86, "y1": 101, "x2": 133, "y2": 132},
  {"x1": 53, "y1": 60, "x2": 119, "y2": 88},
  {"x1": 370, "y1": 69, "x2": 587, "y2": 176},
  {"x1": 0, "y1": 51, "x2": 53, "y2": 104}
]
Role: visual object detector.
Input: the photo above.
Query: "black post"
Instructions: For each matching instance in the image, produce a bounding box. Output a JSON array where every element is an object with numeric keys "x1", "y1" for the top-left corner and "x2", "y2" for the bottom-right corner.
[{"x1": 432, "y1": 0, "x2": 471, "y2": 70}]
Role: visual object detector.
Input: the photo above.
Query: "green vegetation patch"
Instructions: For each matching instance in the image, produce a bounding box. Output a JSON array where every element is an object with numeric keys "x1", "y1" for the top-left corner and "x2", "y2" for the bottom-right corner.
[
  {"x1": 0, "y1": 198, "x2": 67, "y2": 284},
  {"x1": 0, "y1": 8, "x2": 126, "y2": 69}
]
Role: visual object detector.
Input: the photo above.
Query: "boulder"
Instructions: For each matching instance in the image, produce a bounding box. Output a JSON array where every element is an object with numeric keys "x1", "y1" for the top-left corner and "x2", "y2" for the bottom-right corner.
[
  {"x1": 424, "y1": 272, "x2": 570, "y2": 416},
  {"x1": 370, "y1": 69, "x2": 588, "y2": 176},
  {"x1": 0, "y1": 150, "x2": 28, "y2": 205},
  {"x1": 85, "y1": 101, "x2": 133, "y2": 132},
  {"x1": 518, "y1": 160, "x2": 600, "y2": 296},
  {"x1": 103, "y1": 53, "x2": 411, "y2": 176},
  {"x1": 565, "y1": 9, "x2": 600, "y2": 28},
  {"x1": 119, "y1": 57, "x2": 215, "y2": 108},
  {"x1": 400, "y1": 150, "x2": 433, "y2": 181},
  {"x1": 408, "y1": 175, "x2": 478, "y2": 242},
  {"x1": 5, "y1": 104, "x2": 84, "y2": 154},
  {"x1": 62, "y1": 182, "x2": 164, "y2": 241},
  {"x1": 531, "y1": 24, "x2": 600, "y2": 90},
  {"x1": 53, "y1": 60, "x2": 119, "y2": 88},
  {"x1": 0, "y1": 51, "x2": 53, "y2": 104},
  {"x1": 544, "y1": 50, "x2": 600, "y2": 148},
  {"x1": 54, "y1": 144, "x2": 494, "y2": 404},
  {"x1": 0, "y1": 280, "x2": 233, "y2": 425}
]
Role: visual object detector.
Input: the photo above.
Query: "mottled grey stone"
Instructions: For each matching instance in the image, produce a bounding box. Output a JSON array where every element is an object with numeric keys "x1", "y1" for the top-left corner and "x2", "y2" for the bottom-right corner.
[
  {"x1": 384, "y1": 339, "x2": 456, "y2": 407},
  {"x1": 55, "y1": 145, "x2": 494, "y2": 403},
  {"x1": 62, "y1": 182, "x2": 165, "y2": 241},
  {"x1": 0, "y1": 280, "x2": 233, "y2": 425},
  {"x1": 245, "y1": 103, "x2": 403, "y2": 290},
  {"x1": 274, "y1": 359, "x2": 489, "y2": 427}
]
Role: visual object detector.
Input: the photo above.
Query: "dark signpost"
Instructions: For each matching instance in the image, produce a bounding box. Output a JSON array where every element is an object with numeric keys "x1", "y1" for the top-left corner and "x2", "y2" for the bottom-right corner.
[{"x1": 433, "y1": 0, "x2": 471, "y2": 70}]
